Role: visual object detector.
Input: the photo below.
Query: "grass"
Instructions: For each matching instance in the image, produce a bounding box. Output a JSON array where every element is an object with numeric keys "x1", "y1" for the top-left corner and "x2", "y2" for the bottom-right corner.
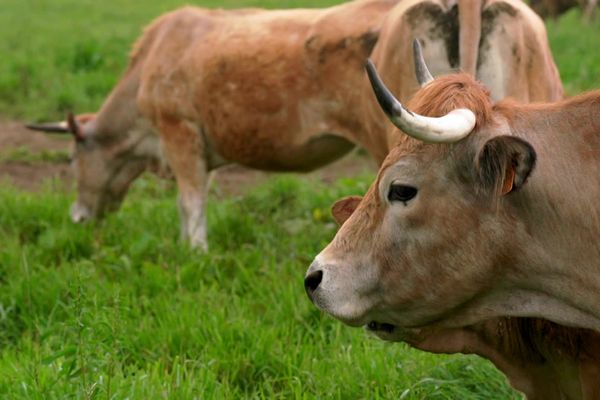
[
  {"x1": 546, "y1": 10, "x2": 600, "y2": 95},
  {"x1": 0, "y1": 174, "x2": 519, "y2": 399},
  {"x1": 0, "y1": 147, "x2": 70, "y2": 164},
  {"x1": 1, "y1": 0, "x2": 600, "y2": 399}
]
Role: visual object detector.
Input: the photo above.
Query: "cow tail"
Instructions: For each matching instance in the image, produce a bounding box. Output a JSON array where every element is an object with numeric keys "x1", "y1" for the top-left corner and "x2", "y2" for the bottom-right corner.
[{"x1": 458, "y1": 0, "x2": 483, "y2": 76}]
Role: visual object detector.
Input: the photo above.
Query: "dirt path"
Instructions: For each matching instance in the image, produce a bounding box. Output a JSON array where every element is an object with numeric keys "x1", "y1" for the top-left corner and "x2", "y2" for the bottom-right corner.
[{"x1": 0, "y1": 120, "x2": 376, "y2": 194}]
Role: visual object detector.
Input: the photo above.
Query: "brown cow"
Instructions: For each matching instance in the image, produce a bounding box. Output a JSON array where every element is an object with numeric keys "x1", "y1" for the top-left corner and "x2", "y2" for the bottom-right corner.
[
  {"x1": 27, "y1": 0, "x2": 399, "y2": 249},
  {"x1": 305, "y1": 46, "x2": 600, "y2": 398},
  {"x1": 27, "y1": 0, "x2": 562, "y2": 249}
]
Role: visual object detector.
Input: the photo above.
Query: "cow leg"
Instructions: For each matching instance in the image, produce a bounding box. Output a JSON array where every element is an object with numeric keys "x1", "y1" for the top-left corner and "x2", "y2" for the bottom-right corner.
[
  {"x1": 584, "y1": 0, "x2": 598, "y2": 21},
  {"x1": 176, "y1": 171, "x2": 214, "y2": 249},
  {"x1": 176, "y1": 184, "x2": 211, "y2": 249},
  {"x1": 157, "y1": 118, "x2": 211, "y2": 250}
]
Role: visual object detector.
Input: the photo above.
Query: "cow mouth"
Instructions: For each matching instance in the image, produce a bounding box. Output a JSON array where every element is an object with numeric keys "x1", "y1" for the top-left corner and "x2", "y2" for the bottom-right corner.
[
  {"x1": 366, "y1": 321, "x2": 425, "y2": 343},
  {"x1": 366, "y1": 321, "x2": 396, "y2": 333}
]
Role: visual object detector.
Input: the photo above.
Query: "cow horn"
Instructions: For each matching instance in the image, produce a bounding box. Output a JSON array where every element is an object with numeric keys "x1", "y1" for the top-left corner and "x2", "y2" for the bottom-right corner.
[
  {"x1": 67, "y1": 112, "x2": 85, "y2": 142},
  {"x1": 412, "y1": 39, "x2": 433, "y2": 87},
  {"x1": 25, "y1": 121, "x2": 70, "y2": 133},
  {"x1": 365, "y1": 59, "x2": 476, "y2": 143},
  {"x1": 26, "y1": 113, "x2": 85, "y2": 141}
]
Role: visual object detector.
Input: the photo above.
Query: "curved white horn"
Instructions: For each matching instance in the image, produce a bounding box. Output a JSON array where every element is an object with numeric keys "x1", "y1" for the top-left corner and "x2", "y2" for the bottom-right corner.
[
  {"x1": 365, "y1": 59, "x2": 476, "y2": 144},
  {"x1": 25, "y1": 121, "x2": 70, "y2": 133},
  {"x1": 412, "y1": 39, "x2": 433, "y2": 87},
  {"x1": 26, "y1": 112, "x2": 86, "y2": 142}
]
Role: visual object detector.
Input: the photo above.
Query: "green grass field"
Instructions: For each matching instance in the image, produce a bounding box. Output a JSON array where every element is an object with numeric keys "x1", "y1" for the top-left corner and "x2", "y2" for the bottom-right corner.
[
  {"x1": 1, "y1": 1, "x2": 600, "y2": 399},
  {"x1": 0, "y1": 176, "x2": 519, "y2": 399}
]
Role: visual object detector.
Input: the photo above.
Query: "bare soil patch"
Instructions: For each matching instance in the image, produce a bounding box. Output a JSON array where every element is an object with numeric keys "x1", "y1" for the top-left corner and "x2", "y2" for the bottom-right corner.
[
  {"x1": 0, "y1": 120, "x2": 376, "y2": 194},
  {"x1": 0, "y1": 120, "x2": 73, "y2": 191}
]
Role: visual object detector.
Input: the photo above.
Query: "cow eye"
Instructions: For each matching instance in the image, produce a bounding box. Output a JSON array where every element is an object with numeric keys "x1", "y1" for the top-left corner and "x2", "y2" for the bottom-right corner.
[{"x1": 388, "y1": 184, "x2": 418, "y2": 203}]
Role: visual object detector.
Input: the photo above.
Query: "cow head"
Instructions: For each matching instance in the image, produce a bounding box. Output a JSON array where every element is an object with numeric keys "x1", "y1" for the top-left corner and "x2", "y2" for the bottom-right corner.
[
  {"x1": 26, "y1": 113, "x2": 153, "y2": 222},
  {"x1": 305, "y1": 42, "x2": 536, "y2": 341}
]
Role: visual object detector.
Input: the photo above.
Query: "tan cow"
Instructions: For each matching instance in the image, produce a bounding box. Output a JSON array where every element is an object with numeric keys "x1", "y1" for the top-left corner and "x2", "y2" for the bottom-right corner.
[
  {"x1": 305, "y1": 46, "x2": 600, "y2": 398},
  {"x1": 27, "y1": 0, "x2": 562, "y2": 249},
  {"x1": 27, "y1": 0, "x2": 399, "y2": 249}
]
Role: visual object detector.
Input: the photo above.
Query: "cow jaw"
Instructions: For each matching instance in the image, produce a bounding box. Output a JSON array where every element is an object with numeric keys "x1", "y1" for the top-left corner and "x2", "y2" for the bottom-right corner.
[{"x1": 306, "y1": 250, "x2": 433, "y2": 341}]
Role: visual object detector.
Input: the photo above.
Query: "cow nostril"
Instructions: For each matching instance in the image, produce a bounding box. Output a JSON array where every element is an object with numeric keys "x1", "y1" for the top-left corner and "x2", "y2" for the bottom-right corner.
[{"x1": 304, "y1": 270, "x2": 323, "y2": 293}]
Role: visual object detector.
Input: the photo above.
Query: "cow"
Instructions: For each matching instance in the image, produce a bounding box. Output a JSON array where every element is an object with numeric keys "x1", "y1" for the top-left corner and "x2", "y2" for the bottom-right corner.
[
  {"x1": 304, "y1": 43, "x2": 600, "y2": 399},
  {"x1": 26, "y1": 0, "x2": 400, "y2": 249},
  {"x1": 26, "y1": 0, "x2": 562, "y2": 249}
]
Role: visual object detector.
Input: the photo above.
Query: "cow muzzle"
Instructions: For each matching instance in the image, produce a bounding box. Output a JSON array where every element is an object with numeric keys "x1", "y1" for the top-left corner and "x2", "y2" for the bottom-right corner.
[
  {"x1": 304, "y1": 257, "x2": 378, "y2": 327},
  {"x1": 70, "y1": 202, "x2": 92, "y2": 223}
]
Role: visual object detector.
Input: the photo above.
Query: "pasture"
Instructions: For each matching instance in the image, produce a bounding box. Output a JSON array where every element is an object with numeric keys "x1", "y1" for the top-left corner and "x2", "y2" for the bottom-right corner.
[{"x1": 0, "y1": 1, "x2": 599, "y2": 398}]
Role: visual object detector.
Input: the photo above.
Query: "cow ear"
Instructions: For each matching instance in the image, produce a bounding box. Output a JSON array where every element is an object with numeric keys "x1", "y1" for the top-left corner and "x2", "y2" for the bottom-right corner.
[
  {"x1": 476, "y1": 136, "x2": 536, "y2": 196},
  {"x1": 331, "y1": 196, "x2": 363, "y2": 225}
]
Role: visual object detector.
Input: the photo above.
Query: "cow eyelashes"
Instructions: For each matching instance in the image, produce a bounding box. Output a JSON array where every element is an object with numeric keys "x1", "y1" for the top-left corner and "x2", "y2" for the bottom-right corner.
[{"x1": 388, "y1": 184, "x2": 418, "y2": 204}]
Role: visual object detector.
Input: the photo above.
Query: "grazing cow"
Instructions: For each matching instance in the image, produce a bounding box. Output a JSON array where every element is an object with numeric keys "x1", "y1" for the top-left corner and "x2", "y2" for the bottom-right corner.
[
  {"x1": 305, "y1": 45, "x2": 600, "y2": 398},
  {"x1": 27, "y1": 0, "x2": 562, "y2": 249},
  {"x1": 27, "y1": 0, "x2": 400, "y2": 249}
]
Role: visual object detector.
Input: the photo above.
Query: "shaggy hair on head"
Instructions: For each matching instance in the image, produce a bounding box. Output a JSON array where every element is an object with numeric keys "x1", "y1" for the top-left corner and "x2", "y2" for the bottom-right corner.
[{"x1": 388, "y1": 73, "x2": 494, "y2": 156}]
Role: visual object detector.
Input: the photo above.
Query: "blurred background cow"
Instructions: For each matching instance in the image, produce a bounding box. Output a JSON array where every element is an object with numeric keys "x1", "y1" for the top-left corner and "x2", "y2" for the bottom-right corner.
[{"x1": 26, "y1": 0, "x2": 562, "y2": 250}]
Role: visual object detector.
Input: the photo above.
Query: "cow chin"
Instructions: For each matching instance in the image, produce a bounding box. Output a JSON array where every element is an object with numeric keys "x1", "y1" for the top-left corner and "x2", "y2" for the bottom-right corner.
[
  {"x1": 319, "y1": 299, "x2": 373, "y2": 328},
  {"x1": 307, "y1": 283, "x2": 372, "y2": 327}
]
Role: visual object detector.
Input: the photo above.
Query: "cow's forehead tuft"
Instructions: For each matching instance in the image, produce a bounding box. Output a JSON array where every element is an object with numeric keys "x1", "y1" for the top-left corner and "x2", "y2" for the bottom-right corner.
[{"x1": 408, "y1": 73, "x2": 494, "y2": 130}]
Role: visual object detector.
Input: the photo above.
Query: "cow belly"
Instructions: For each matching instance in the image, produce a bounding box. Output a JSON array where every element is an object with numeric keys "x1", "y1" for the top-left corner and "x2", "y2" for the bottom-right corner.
[
  {"x1": 268, "y1": 134, "x2": 355, "y2": 172},
  {"x1": 210, "y1": 132, "x2": 355, "y2": 172}
]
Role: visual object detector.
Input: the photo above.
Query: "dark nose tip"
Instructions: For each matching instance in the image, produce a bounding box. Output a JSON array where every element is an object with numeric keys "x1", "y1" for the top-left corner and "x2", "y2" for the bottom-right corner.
[{"x1": 304, "y1": 270, "x2": 323, "y2": 294}]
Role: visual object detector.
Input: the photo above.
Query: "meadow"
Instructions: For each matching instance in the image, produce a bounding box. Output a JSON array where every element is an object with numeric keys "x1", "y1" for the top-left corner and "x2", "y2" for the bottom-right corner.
[{"x1": 0, "y1": 1, "x2": 599, "y2": 399}]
